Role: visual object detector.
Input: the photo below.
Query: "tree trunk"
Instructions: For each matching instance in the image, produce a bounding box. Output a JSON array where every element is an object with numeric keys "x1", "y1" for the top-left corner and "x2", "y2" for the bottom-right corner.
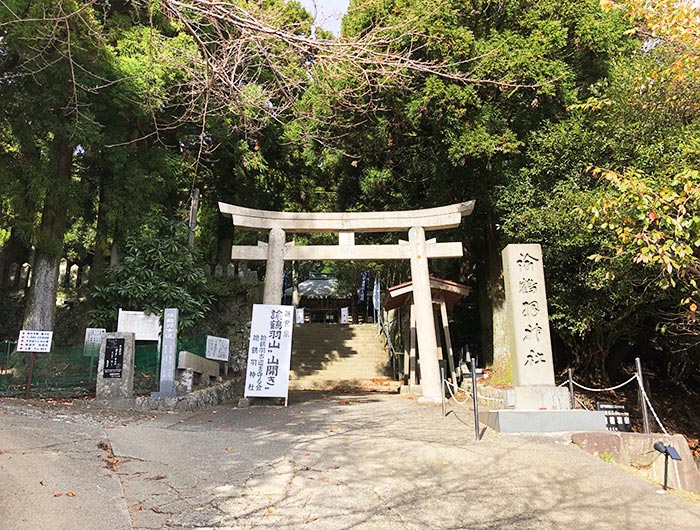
[
  {"x1": 90, "y1": 182, "x2": 110, "y2": 283},
  {"x1": 23, "y1": 135, "x2": 73, "y2": 331},
  {"x1": 476, "y1": 208, "x2": 508, "y2": 366},
  {"x1": 217, "y1": 214, "x2": 234, "y2": 267},
  {"x1": 23, "y1": 248, "x2": 62, "y2": 330}
]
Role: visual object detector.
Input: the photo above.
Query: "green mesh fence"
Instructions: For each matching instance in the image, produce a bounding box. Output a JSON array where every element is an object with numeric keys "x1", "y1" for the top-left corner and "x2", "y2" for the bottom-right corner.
[
  {"x1": 0, "y1": 339, "x2": 164, "y2": 399},
  {"x1": 0, "y1": 335, "x2": 215, "y2": 399}
]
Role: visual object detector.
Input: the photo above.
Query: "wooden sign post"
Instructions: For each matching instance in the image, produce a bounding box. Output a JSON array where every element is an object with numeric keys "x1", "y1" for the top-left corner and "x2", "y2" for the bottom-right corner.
[{"x1": 17, "y1": 330, "x2": 53, "y2": 399}]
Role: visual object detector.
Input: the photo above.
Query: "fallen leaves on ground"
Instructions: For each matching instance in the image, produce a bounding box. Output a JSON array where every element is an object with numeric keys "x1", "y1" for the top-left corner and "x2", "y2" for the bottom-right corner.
[{"x1": 224, "y1": 445, "x2": 233, "y2": 451}]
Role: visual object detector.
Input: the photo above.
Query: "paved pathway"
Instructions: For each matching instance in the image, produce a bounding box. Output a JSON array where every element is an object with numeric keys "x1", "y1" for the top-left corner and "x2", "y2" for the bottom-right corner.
[{"x1": 1, "y1": 392, "x2": 699, "y2": 529}]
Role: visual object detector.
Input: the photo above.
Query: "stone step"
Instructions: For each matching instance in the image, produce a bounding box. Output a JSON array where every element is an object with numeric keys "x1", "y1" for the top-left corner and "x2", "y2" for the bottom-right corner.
[
  {"x1": 288, "y1": 377, "x2": 401, "y2": 392},
  {"x1": 291, "y1": 365, "x2": 388, "y2": 376},
  {"x1": 289, "y1": 323, "x2": 394, "y2": 391},
  {"x1": 292, "y1": 349, "x2": 385, "y2": 358}
]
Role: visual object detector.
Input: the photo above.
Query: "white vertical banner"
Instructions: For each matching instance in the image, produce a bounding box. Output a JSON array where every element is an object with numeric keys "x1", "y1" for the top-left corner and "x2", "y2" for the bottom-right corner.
[
  {"x1": 244, "y1": 304, "x2": 294, "y2": 399},
  {"x1": 340, "y1": 307, "x2": 349, "y2": 324},
  {"x1": 295, "y1": 307, "x2": 305, "y2": 324}
]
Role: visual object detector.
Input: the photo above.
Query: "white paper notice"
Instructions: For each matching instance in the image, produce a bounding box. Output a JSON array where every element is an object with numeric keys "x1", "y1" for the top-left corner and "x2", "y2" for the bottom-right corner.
[{"x1": 244, "y1": 304, "x2": 294, "y2": 399}]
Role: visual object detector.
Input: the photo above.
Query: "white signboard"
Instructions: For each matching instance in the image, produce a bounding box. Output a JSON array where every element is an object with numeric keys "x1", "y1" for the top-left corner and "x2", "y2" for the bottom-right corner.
[
  {"x1": 295, "y1": 308, "x2": 305, "y2": 324},
  {"x1": 206, "y1": 336, "x2": 230, "y2": 362},
  {"x1": 117, "y1": 309, "x2": 161, "y2": 341},
  {"x1": 17, "y1": 330, "x2": 53, "y2": 353},
  {"x1": 84, "y1": 328, "x2": 106, "y2": 357},
  {"x1": 340, "y1": 307, "x2": 349, "y2": 324},
  {"x1": 244, "y1": 304, "x2": 294, "y2": 399}
]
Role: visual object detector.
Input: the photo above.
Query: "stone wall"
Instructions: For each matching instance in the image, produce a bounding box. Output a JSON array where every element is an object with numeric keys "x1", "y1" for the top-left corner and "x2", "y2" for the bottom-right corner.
[{"x1": 135, "y1": 377, "x2": 243, "y2": 412}]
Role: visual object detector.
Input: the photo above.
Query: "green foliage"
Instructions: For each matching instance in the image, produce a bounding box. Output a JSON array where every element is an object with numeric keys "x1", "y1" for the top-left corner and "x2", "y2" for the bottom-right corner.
[
  {"x1": 2, "y1": 0, "x2": 695, "y2": 385},
  {"x1": 591, "y1": 168, "x2": 700, "y2": 293},
  {"x1": 598, "y1": 449, "x2": 615, "y2": 463},
  {"x1": 496, "y1": 17, "x2": 700, "y2": 380},
  {"x1": 89, "y1": 214, "x2": 213, "y2": 335}
]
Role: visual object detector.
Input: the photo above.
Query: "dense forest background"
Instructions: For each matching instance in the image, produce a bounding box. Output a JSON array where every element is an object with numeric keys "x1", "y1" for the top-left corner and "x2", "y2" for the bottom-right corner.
[{"x1": 1, "y1": 0, "x2": 699, "y2": 391}]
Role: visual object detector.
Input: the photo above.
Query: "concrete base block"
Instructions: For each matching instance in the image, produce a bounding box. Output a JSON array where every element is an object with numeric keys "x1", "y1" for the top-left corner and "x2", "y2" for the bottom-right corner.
[
  {"x1": 178, "y1": 351, "x2": 220, "y2": 382},
  {"x1": 400, "y1": 384, "x2": 422, "y2": 397},
  {"x1": 485, "y1": 409, "x2": 608, "y2": 433},
  {"x1": 237, "y1": 397, "x2": 251, "y2": 408},
  {"x1": 513, "y1": 385, "x2": 571, "y2": 410},
  {"x1": 572, "y1": 432, "x2": 700, "y2": 492}
]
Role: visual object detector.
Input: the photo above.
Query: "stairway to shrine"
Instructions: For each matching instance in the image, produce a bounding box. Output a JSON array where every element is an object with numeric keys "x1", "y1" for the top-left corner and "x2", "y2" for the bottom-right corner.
[{"x1": 289, "y1": 324, "x2": 399, "y2": 392}]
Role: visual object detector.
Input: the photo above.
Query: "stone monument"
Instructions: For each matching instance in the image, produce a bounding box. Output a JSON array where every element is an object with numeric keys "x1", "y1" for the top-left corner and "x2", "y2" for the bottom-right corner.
[
  {"x1": 502, "y1": 243, "x2": 569, "y2": 410},
  {"x1": 96, "y1": 332, "x2": 136, "y2": 405},
  {"x1": 483, "y1": 244, "x2": 607, "y2": 432},
  {"x1": 152, "y1": 307, "x2": 179, "y2": 397}
]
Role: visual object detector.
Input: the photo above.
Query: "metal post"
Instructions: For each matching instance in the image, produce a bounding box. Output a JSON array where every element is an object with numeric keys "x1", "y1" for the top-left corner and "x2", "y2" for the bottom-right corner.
[
  {"x1": 441, "y1": 367, "x2": 446, "y2": 418},
  {"x1": 568, "y1": 368, "x2": 575, "y2": 409},
  {"x1": 635, "y1": 357, "x2": 651, "y2": 434},
  {"x1": 88, "y1": 350, "x2": 96, "y2": 381},
  {"x1": 663, "y1": 453, "x2": 669, "y2": 491},
  {"x1": 471, "y1": 358, "x2": 480, "y2": 441}
]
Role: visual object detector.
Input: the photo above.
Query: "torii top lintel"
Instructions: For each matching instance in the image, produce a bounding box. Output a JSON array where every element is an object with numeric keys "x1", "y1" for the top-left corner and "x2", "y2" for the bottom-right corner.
[{"x1": 218, "y1": 201, "x2": 475, "y2": 233}]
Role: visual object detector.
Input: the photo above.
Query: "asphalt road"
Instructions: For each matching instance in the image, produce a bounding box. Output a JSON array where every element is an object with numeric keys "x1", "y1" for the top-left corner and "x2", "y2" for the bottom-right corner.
[{"x1": 1, "y1": 392, "x2": 699, "y2": 529}]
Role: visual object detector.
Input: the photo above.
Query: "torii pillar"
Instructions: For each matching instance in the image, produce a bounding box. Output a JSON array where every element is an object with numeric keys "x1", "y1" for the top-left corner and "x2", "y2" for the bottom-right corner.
[
  {"x1": 408, "y1": 226, "x2": 441, "y2": 401},
  {"x1": 263, "y1": 227, "x2": 286, "y2": 304}
]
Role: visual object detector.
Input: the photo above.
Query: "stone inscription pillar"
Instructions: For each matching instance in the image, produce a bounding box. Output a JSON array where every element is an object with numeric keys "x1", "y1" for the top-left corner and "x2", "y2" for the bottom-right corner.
[
  {"x1": 408, "y1": 226, "x2": 441, "y2": 402},
  {"x1": 502, "y1": 243, "x2": 555, "y2": 386},
  {"x1": 152, "y1": 307, "x2": 179, "y2": 397},
  {"x1": 263, "y1": 228, "x2": 286, "y2": 304},
  {"x1": 96, "y1": 332, "x2": 135, "y2": 402}
]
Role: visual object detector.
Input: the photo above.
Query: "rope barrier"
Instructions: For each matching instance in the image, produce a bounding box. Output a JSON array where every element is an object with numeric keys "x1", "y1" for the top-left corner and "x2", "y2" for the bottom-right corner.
[
  {"x1": 574, "y1": 397, "x2": 590, "y2": 410},
  {"x1": 637, "y1": 375, "x2": 669, "y2": 435},
  {"x1": 570, "y1": 374, "x2": 637, "y2": 392},
  {"x1": 444, "y1": 379, "x2": 505, "y2": 405},
  {"x1": 443, "y1": 379, "x2": 471, "y2": 405}
]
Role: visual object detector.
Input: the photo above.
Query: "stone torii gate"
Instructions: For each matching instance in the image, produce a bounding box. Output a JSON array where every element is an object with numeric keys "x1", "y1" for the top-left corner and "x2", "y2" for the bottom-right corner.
[{"x1": 219, "y1": 201, "x2": 475, "y2": 402}]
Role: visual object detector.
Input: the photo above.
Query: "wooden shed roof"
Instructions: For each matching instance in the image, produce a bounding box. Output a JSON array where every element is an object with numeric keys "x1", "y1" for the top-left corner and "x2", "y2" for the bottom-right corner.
[{"x1": 384, "y1": 277, "x2": 471, "y2": 311}]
